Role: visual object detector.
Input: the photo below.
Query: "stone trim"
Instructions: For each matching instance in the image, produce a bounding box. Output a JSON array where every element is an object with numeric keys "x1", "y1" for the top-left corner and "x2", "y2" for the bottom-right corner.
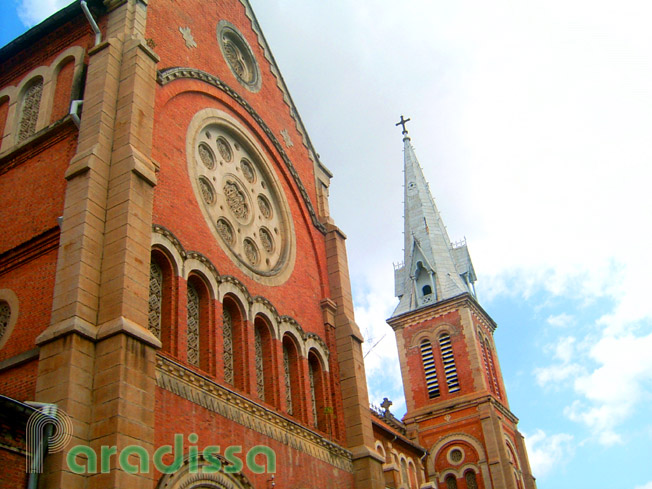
[
  {"x1": 388, "y1": 293, "x2": 497, "y2": 332},
  {"x1": 156, "y1": 67, "x2": 327, "y2": 235},
  {"x1": 156, "y1": 354, "x2": 353, "y2": 472}
]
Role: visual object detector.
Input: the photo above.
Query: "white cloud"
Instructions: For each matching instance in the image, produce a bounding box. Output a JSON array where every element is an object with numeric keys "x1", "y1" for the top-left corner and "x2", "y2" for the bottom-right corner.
[
  {"x1": 546, "y1": 313, "x2": 573, "y2": 328},
  {"x1": 634, "y1": 482, "x2": 652, "y2": 489},
  {"x1": 16, "y1": 0, "x2": 69, "y2": 27},
  {"x1": 524, "y1": 429, "x2": 574, "y2": 479}
]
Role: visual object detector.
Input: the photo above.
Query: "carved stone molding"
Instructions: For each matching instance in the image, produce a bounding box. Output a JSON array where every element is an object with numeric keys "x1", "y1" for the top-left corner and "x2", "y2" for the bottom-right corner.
[
  {"x1": 156, "y1": 354, "x2": 353, "y2": 472},
  {"x1": 156, "y1": 67, "x2": 327, "y2": 234}
]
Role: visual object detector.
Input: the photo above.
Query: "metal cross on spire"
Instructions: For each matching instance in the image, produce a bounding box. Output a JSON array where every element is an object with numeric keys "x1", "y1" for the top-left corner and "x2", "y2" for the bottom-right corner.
[{"x1": 396, "y1": 115, "x2": 411, "y2": 135}]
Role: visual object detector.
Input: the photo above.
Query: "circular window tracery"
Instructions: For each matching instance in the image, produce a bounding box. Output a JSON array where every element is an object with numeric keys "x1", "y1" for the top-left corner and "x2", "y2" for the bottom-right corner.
[
  {"x1": 217, "y1": 21, "x2": 261, "y2": 92},
  {"x1": 188, "y1": 110, "x2": 295, "y2": 285}
]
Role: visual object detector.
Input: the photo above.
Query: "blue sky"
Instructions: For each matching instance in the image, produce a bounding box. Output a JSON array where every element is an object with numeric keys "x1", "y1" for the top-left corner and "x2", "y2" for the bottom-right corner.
[{"x1": 3, "y1": 1, "x2": 652, "y2": 488}]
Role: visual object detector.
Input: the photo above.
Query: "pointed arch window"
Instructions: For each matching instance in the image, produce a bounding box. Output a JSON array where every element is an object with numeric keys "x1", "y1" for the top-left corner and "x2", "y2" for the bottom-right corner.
[
  {"x1": 420, "y1": 340, "x2": 440, "y2": 399},
  {"x1": 18, "y1": 77, "x2": 43, "y2": 142},
  {"x1": 439, "y1": 333, "x2": 460, "y2": 392}
]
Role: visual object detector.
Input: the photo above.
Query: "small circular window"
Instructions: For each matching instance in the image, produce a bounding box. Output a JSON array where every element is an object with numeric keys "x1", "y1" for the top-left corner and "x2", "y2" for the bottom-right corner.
[
  {"x1": 448, "y1": 447, "x2": 465, "y2": 465},
  {"x1": 187, "y1": 109, "x2": 295, "y2": 285},
  {"x1": 217, "y1": 21, "x2": 261, "y2": 92}
]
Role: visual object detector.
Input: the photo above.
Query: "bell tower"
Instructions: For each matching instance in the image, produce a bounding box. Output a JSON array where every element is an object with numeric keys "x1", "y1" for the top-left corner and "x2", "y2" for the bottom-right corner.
[{"x1": 388, "y1": 118, "x2": 536, "y2": 489}]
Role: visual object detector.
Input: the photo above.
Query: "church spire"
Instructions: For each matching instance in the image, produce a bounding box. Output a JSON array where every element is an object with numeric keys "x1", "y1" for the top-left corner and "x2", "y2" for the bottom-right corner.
[{"x1": 392, "y1": 117, "x2": 476, "y2": 318}]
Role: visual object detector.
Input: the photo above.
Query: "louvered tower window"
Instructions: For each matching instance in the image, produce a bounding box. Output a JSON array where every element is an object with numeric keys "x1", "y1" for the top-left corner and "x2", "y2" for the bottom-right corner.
[
  {"x1": 439, "y1": 333, "x2": 460, "y2": 392},
  {"x1": 420, "y1": 340, "x2": 440, "y2": 398},
  {"x1": 186, "y1": 282, "x2": 200, "y2": 367}
]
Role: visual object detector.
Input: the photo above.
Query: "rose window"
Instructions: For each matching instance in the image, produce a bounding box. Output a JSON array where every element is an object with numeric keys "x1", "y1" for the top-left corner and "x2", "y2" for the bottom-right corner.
[{"x1": 188, "y1": 111, "x2": 294, "y2": 282}]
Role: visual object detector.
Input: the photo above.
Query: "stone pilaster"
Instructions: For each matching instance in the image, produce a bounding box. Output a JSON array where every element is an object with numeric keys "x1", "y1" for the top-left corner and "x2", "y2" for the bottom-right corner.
[
  {"x1": 325, "y1": 223, "x2": 384, "y2": 489},
  {"x1": 35, "y1": 1, "x2": 160, "y2": 488}
]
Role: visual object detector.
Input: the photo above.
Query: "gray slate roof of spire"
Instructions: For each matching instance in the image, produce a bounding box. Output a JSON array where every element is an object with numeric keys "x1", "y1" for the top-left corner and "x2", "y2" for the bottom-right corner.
[{"x1": 391, "y1": 134, "x2": 475, "y2": 318}]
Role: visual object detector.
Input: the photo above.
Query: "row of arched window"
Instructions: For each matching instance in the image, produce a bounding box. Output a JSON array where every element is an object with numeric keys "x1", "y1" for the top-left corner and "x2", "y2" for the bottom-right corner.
[
  {"x1": 375, "y1": 440, "x2": 423, "y2": 489},
  {"x1": 419, "y1": 332, "x2": 460, "y2": 399},
  {"x1": 0, "y1": 46, "x2": 85, "y2": 153},
  {"x1": 147, "y1": 241, "x2": 332, "y2": 434},
  {"x1": 444, "y1": 470, "x2": 478, "y2": 489}
]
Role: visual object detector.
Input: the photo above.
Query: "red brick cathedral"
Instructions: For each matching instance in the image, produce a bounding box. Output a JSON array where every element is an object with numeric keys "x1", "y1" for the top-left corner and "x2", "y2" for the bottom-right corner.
[{"x1": 0, "y1": 1, "x2": 534, "y2": 489}]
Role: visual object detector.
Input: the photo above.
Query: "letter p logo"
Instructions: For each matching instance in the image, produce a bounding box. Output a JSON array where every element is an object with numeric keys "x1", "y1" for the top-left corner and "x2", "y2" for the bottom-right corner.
[{"x1": 26, "y1": 405, "x2": 73, "y2": 473}]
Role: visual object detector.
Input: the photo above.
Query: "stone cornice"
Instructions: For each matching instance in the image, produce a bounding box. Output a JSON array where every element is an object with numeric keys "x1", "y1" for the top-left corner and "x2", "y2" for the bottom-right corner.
[
  {"x1": 405, "y1": 394, "x2": 519, "y2": 427},
  {"x1": 156, "y1": 67, "x2": 327, "y2": 235},
  {"x1": 387, "y1": 293, "x2": 497, "y2": 332},
  {"x1": 156, "y1": 354, "x2": 353, "y2": 472}
]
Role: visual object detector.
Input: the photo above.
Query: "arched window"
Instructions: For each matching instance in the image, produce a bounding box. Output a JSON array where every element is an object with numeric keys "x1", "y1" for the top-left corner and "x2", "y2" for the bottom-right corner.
[
  {"x1": 149, "y1": 250, "x2": 176, "y2": 351},
  {"x1": 445, "y1": 474, "x2": 458, "y2": 489},
  {"x1": 282, "y1": 335, "x2": 302, "y2": 418},
  {"x1": 464, "y1": 470, "x2": 478, "y2": 489},
  {"x1": 439, "y1": 333, "x2": 460, "y2": 392},
  {"x1": 186, "y1": 274, "x2": 211, "y2": 370},
  {"x1": 400, "y1": 458, "x2": 409, "y2": 487},
  {"x1": 222, "y1": 297, "x2": 246, "y2": 389},
  {"x1": 17, "y1": 77, "x2": 43, "y2": 142},
  {"x1": 420, "y1": 340, "x2": 440, "y2": 398},
  {"x1": 422, "y1": 284, "x2": 432, "y2": 296},
  {"x1": 223, "y1": 307, "x2": 234, "y2": 385},
  {"x1": 187, "y1": 282, "x2": 200, "y2": 366},
  {"x1": 308, "y1": 350, "x2": 327, "y2": 431},
  {"x1": 253, "y1": 316, "x2": 276, "y2": 405}
]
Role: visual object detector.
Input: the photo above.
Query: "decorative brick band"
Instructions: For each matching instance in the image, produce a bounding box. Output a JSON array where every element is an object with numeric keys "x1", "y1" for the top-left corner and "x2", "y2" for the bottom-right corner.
[{"x1": 156, "y1": 354, "x2": 353, "y2": 472}]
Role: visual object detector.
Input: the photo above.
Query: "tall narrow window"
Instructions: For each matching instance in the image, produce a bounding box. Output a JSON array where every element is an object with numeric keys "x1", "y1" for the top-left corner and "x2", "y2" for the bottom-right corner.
[
  {"x1": 186, "y1": 282, "x2": 200, "y2": 367},
  {"x1": 486, "y1": 339, "x2": 501, "y2": 399},
  {"x1": 420, "y1": 340, "x2": 440, "y2": 398},
  {"x1": 445, "y1": 474, "x2": 458, "y2": 489},
  {"x1": 148, "y1": 261, "x2": 163, "y2": 339},
  {"x1": 223, "y1": 308, "x2": 233, "y2": 385},
  {"x1": 255, "y1": 326, "x2": 264, "y2": 400},
  {"x1": 400, "y1": 459, "x2": 409, "y2": 487},
  {"x1": 283, "y1": 343, "x2": 292, "y2": 415},
  {"x1": 465, "y1": 471, "x2": 478, "y2": 489},
  {"x1": 439, "y1": 333, "x2": 460, "y2": 392},
  {"x1": 18, "y1": 78, "x2": 43, "y2": 142},
  {"x1": 308, "y1": 351, "x2": 327, "y2": 430}
]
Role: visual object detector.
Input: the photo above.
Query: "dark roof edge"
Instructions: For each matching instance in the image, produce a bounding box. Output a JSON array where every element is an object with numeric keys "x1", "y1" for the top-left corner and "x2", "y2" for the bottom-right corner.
[{"x1": 0, "y1": 0, "x2": 103, "y2": 63}]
